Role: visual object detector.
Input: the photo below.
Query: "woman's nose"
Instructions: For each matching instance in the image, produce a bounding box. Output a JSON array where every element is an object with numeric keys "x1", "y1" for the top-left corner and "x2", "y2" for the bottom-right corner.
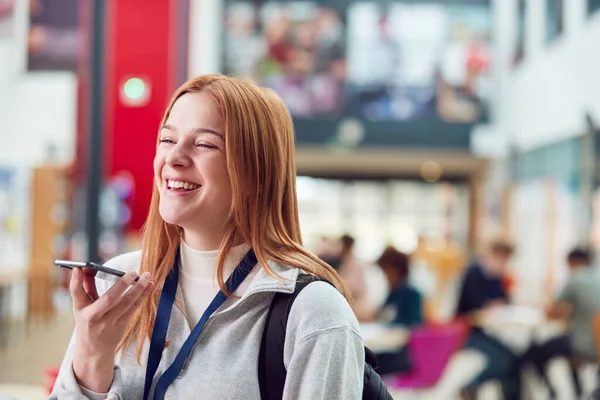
[{"x1": 165, "y1": 143, "x2": 191, "y2": 168}]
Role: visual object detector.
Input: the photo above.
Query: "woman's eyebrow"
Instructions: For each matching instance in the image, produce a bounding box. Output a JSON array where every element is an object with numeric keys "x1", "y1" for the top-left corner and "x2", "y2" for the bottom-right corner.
[
  {"x1": 160, "y1": 124, "x2": 224, "y2": 140},
  {"x1": 193, "y1": 127, "x2": 224, "y2": 140}
]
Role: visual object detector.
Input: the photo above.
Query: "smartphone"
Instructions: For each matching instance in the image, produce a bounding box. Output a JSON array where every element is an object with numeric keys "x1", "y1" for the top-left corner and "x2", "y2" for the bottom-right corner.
[{"x1": 53, "y1": 259, "x2": 139, "y2": 281}]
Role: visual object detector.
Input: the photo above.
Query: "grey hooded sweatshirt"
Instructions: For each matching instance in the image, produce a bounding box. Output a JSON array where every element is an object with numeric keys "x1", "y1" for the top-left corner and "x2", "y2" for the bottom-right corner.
[{"x1": 49, "y1": 251, "x2": 365, "y2": 399}]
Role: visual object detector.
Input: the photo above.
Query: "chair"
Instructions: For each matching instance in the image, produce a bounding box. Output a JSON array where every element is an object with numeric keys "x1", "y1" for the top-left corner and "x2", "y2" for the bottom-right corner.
[
  {"x1": 593, "y1": 311, "x2": 600, "y2": 362},
  {"x1": 545, "y1": 311, "x2": 600, "y2": 400},
  {"x1": 44, "y1": 366, "x2": 60, "y2": 395},
  {"x1": 590, "y1": 311, "x2": 600, "y2": 399},
  {"x1": 570, "y1": 311, "x2": 600, "y2": 368},
  {"x1": 385, "y1": 319, "x2": 470, "y2": 390}
]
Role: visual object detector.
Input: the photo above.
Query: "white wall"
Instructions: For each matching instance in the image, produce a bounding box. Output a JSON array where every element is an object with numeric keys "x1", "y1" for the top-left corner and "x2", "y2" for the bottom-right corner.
[
  {"x1": 0, "y1": 72, "x2": 77, "y2": 166},
  {"x1": 497, "y1": 0, "x2": 600, "y2": 151}
]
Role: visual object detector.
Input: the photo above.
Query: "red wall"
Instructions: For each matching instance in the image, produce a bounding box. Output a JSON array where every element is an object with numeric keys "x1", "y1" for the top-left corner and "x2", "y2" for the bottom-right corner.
[{"x1": 104, "y1": 0, "x2": 186, "y2": 231}]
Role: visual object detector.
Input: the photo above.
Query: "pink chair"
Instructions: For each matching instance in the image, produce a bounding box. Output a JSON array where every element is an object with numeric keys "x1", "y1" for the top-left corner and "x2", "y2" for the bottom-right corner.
[
  {"x1": 44, "y1": 366, "x2": 60, "y2": 395},
  {"x1": 386, "y1": 320, "x2": 469, "y2": 390}
]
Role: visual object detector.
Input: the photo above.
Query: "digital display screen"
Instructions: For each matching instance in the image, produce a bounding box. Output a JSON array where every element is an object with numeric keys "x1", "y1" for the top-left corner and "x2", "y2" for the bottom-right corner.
[{"x1": 223, "y1": 1, "x2": 492, "y2": 124}]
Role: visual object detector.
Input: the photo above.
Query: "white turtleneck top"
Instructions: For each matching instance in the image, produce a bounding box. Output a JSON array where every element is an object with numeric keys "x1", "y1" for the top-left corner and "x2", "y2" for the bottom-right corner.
[{"x1": 179, "y1": 241, "x2": 258, "y2": 328}]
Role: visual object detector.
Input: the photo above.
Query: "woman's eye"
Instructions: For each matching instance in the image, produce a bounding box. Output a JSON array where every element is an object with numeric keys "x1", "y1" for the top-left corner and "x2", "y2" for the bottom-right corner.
[
  {"x1": 159, "y1": 138, "x2": 175, "y2": 144},
  {"x1": 197, "y1": 143, "x2": 218, "y2": 149}
]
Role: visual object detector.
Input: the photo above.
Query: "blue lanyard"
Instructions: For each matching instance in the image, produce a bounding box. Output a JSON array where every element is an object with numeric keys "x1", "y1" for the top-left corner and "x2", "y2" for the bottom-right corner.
[{"x1": 143, "y1": 248, "x2": 257, "y2": 400}]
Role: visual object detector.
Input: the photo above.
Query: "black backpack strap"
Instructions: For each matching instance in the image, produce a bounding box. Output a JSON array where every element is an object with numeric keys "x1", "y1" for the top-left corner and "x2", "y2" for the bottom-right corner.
[
  {"x1": 364, "y1": 346, "x2": 378, "y2": 370},
  {"x1": 258, "y1": 274, "x2": 393, "y2": 400},
  {"x1": 258, "y1": 274, "x2": 325, "y2": 400}
]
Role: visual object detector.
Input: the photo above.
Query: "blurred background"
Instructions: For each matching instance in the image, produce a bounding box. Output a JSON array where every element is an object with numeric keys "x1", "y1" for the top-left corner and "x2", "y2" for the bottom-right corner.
[{"x1": 1, "y1": 0, "x2": 600, "y2": 399}]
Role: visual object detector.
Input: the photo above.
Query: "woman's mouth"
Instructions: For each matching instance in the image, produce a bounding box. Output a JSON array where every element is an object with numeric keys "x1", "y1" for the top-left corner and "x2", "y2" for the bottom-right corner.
[{"x1": 166, "y1": 179, "x2": 200, "y2": 192}]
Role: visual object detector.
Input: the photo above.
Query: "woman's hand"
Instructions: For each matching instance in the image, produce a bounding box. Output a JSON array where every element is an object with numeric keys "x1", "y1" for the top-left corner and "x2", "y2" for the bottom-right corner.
[{"x1": 70, "y1": 267, "x2": 154, "y2": 393}]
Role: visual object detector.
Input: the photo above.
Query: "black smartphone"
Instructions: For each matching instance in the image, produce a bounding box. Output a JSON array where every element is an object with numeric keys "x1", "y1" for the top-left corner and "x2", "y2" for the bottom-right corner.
[{"x1": 53, "y1": 259, "x2": 139, "y2": 281}]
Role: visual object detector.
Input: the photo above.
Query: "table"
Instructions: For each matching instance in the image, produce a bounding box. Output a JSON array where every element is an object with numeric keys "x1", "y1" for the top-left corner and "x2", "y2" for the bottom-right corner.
[
  {"x1": 479, "y1": 305, "x2": 546, "y2": 329},
  {"x1": 360, "y1": 323, "x2": 409, "y2": 353},
  {"x1": 0, "y1": 383, "x2": 46, "y2": 400},
  {"x1": 478, "y1": 305, "x2": 566, "y2": 352}
]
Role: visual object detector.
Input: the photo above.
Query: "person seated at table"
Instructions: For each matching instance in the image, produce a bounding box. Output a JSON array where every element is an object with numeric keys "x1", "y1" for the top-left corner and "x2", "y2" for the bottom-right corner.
[
  {"x1": 521, "y1": 248, "x2": 600, "y2": 399},
  {"x1": 378, "y1": 246, "x2": 424, "y2": 327},
  {"x1": 372, "y1": 246, "x2": 424, "y2": 375},
  {"x1": 456, "y1": 239, "x2": 521, "y2": 400}
]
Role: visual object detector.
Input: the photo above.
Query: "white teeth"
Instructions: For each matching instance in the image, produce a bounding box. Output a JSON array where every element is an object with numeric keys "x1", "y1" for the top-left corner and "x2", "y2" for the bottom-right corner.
[{"x1": 167, "y1": 180, "x2": 198, "y2": 190}]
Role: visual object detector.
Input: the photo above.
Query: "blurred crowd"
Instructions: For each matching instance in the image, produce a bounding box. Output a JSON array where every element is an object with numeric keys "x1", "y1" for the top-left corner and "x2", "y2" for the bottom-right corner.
[
  {"x1": 224, "y1": 1, "x2": 490, "y2": 122},
  {"x1": 316, "y1": 234, "x2": 600, "y2": 399}
]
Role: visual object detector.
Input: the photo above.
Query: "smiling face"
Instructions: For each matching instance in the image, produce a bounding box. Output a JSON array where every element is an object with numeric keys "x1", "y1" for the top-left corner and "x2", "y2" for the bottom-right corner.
[{"x1": 153, "y1": 91, "x2": 232, "y2": 247}]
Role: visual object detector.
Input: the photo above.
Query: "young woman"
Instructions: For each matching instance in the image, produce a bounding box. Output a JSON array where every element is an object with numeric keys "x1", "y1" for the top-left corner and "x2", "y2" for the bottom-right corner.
[{"x1": 50, "y1": 75, "x2": 365, "y2": 399}]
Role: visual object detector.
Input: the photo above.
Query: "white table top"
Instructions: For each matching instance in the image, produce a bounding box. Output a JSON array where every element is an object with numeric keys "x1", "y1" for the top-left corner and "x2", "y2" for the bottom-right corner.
[
  {"x1": 0, "y1": 383, "x2": 46, "y2": 400},
  {"x1": 360, "y1": 323, "x2": 409, "y2": 352},
  {"x1": 480, "y1": 305, "x2": 545, "y2": 328}
]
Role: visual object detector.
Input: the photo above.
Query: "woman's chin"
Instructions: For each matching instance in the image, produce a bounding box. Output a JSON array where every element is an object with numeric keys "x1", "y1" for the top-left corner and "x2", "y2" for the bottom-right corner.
[{"x1": 159, "y1": 210, "x2": 187, "y2": 228}]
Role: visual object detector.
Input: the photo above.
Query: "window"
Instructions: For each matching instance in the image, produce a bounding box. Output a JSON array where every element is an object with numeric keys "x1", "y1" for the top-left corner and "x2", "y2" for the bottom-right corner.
[{"x1": 546, "y1": 0, "x2": 563, "y2": 42}]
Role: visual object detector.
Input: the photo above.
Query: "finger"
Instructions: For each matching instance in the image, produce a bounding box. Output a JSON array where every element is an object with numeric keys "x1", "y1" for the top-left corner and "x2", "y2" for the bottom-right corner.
[
  {"x1": 70, "y1": 268, "x2": 93, "y2": 310},
  {"x1": 95, "y1": 271, "x2": 139, "y2": 313},
  {"x1": 82, "y1": 272, "x2": 99, "y2": 301},
  {"x1": 108, "y1": 272, "x2": 153, "y2": 320},
  {"x1": 117, "y1": 281, "x2": 155, "y2": 324},
  {"x1": 82, "y1": 267, "x2": 98, "y2": 277}
]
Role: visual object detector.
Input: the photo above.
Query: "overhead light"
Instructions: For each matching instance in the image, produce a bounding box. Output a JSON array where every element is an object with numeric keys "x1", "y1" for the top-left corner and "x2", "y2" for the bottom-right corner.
[
  {"x1": 420, "y1": 161, "x2": 443, "y2": 183},
  {"x1": 336, "y1": 118, "x2": 365, "y2": 147}
]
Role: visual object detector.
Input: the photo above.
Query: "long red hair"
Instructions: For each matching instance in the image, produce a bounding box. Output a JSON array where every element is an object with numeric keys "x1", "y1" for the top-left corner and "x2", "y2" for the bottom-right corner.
[{"x1": 118, "y1": 74, "x2": 351, "y2": 362}]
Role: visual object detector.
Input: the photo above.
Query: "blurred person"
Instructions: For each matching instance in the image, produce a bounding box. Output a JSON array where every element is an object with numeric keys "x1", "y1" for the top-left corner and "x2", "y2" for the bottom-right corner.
[
  {"x1": 257, "y1": 5, "x2": 345, "y2": 117},
  {"x1": 263, "y1": 13, "x2": 292, "y2": 67},
  {"x1": 436, "y1": 21, "x2": 489, "y2": 124},
  {"x1": 378, "y1": 246, "x2": 423, "y2": 327},
  {"x1": 224, "y1": 3, "x2": 265, "y2": 80},
  {"x1": 435, "y1": 75, "x2": 481, "y2": 123},
  {"x1": 369, "y1": 246, "x2": 423, "y2": 376},
  {"x1": 314, "y1": 7, "x2": 343, "y2": 51},
  {"x1": 0, "y1": 0, "x2": 14, "y2": 37},
  {"x1": 50, "y1": 75, "x2": 365, "y2": 399},
  {"x1": 294, "y1": 20, "x2": 318, "y2": 51},
  {"x1": 456, "y1": 240, "x2": 521, "y2": 400},
  {"x1": 264, "y1": 47, "x2": 316, "y2": 116},
  {"x1": 337, "y1": 234, "x2": 367, "y2": 302},
  {"x1": 521, "y1": 248, "x2": 600, "y2": 399},
  {"x1": 356, "y1": 12, "x2": 402, "y2": 120},
  {"x1": 316, "y1": 235, "x2": 342, "y2": 272},
  {"x1": 311, "y1": 51, "x2": 346, "y2": 115}
]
